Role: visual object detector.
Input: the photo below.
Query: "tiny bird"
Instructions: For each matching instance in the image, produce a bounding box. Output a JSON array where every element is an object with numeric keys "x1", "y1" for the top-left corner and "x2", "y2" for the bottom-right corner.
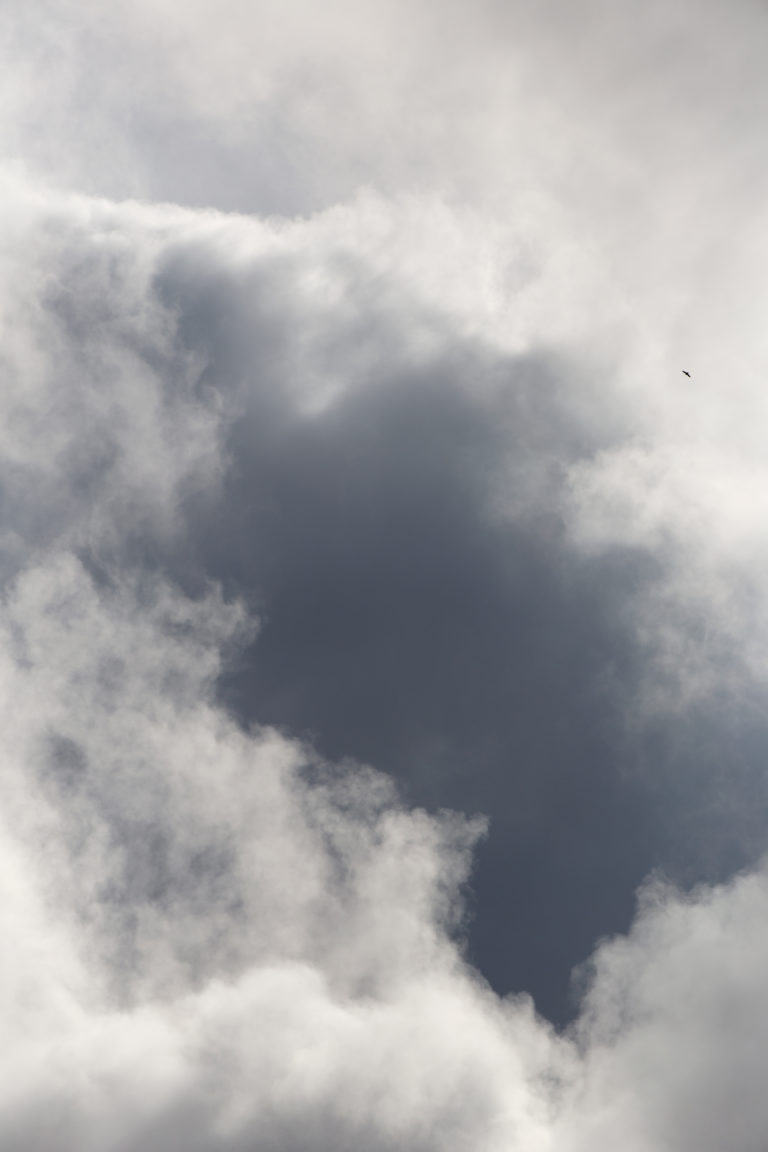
[{"x1": 682, "y1": 370, "x2": 691, "y2": 377}]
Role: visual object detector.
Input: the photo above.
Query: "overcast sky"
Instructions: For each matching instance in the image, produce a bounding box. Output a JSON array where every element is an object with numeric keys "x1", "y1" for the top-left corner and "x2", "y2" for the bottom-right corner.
[{"x1": 4, "y1": 0, "x2": 768, "y2": 1148}]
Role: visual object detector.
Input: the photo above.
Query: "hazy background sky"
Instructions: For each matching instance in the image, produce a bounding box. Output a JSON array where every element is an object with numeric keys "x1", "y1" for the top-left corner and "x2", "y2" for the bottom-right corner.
[{"x1": 4, "y1": 1, "x2": 768, "y2": 1148}]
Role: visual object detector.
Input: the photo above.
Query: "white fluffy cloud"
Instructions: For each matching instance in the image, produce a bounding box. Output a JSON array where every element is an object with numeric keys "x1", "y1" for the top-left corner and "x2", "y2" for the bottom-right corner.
[
  {"x1": 563, "y1": 867, "x2": 768, "y2": 1152},
  {"x1": 2, "y1": 550, "x2": 549, "y2": 1152}
]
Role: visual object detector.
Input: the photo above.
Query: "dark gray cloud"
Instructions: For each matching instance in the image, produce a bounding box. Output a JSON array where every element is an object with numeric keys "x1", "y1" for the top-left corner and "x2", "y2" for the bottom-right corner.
[
  {"x1": 208, "y1": 366, "x2": 656, "y2": 1025},
  {"x1": 128, "y1": 235, "x2": 767, "y2": 1025}
]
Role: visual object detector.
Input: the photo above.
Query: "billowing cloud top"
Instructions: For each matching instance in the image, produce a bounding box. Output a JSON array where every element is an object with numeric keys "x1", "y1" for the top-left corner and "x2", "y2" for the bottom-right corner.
[{"x1": 3, "y1": 2, "x2": 768, "y2": 1149}]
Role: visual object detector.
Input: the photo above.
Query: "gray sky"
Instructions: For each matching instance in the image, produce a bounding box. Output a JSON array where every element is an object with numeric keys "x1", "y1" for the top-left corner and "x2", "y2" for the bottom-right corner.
[{"x1": 4, "y1": 1, "x2": 768, "y2": 1148}]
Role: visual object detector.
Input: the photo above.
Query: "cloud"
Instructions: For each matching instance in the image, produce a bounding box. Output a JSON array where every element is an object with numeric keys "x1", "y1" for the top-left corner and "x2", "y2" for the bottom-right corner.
[
  {"x1": 0, "y1": 552, "x2": 561, "y2": 1152},
  {"x1": 563, "y1": 866, "x2": 768, "y2": 1152},
  {"x1": 4, "y1": 0, "x2": 768, "y2": 1147}
]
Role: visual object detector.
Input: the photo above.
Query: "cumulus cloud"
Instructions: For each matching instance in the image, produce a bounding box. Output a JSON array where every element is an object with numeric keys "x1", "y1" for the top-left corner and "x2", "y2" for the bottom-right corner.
[
  {"x1": 563, "y1": 866, "x2": 768, "y2": 1152},
  {"x1": 3, "y1": 0, "x2": 768, "y2": 1148}
]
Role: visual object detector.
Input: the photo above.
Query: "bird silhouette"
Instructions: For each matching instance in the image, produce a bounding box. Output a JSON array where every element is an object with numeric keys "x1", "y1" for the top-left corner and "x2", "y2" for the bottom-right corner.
[{"x1": 682, "y1": 370, "x2": 691, "y2": 377}]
